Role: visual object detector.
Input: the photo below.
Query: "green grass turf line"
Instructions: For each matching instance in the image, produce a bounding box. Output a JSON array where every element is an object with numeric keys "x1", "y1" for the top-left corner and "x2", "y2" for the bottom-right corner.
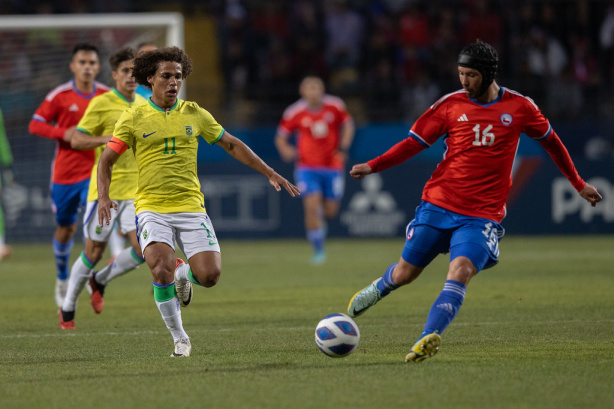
[{"x1": 0, "y1": 237, "x2": 613, "y2": 409}]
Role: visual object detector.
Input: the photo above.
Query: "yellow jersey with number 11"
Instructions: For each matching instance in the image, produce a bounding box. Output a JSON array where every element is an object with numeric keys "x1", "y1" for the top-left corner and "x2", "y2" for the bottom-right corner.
[{"x1": 113, "y1": 98, "x2": 224, "y2": 214}]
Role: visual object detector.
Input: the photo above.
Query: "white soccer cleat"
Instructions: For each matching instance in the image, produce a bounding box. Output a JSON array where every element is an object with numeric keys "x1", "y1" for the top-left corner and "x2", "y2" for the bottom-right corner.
[
  {"x1": 171, "y1": 338, "x2": 191, "y2": 357},
  {"x1": 347, "y1": 279, "x2": 382, "y2": 318},
  {"x1": 55, "y1": 278, "x2": 68, "y2": 308},
  {"x1": 174, "y1": 258, "x2": 192, "y2": 307}
]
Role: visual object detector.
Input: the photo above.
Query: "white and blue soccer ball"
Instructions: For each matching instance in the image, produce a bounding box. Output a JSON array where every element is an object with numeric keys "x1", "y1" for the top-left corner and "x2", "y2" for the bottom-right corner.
[{"x1": 315, "y1": 313, "x2": 360, "y2": 358}]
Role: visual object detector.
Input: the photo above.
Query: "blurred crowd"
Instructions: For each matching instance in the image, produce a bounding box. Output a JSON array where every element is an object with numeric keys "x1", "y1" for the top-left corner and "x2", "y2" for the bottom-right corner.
[
  {"x1": 212, "y1": 0, "x2": 614, "y2": 126},
  {"x1": 2, "y1": 0, "x2": 614, "y2": 133}
]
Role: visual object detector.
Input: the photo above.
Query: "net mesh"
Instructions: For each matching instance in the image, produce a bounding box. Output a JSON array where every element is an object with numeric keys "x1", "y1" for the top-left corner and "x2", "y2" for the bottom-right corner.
[{"x1": 0, "y1": 22, "x2": 171, "y2": 243}]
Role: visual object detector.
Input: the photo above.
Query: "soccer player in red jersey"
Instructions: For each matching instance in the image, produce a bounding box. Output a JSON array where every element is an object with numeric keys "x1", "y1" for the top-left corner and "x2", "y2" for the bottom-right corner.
[
  {"x1": 346, "y1": 41, "x2": 602, "y2": 362},
  {"x1": 29, "y1": 43, "x2": 109, "y2": 308},
  {"x1": 275, "y1": 76, "x2": 354, "y2": 264}
]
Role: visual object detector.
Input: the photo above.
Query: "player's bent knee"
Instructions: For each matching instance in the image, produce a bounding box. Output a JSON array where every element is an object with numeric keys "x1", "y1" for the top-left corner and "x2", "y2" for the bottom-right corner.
[
  {"x1": 149, "y1": 264, "x2": 174, "y2": 285},
  {"x1": 202, "y1": 267, "x2": 221, "y2": 287},
  {"x1": 191, "y1": 266, "x2": 221, "y2": 288},
  {"x1": 447, "y1": 257, "x2": 477, "y2": 284}
]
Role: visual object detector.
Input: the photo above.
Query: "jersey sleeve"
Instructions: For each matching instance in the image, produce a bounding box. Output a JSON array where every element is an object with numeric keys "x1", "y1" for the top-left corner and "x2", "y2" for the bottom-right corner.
[
  {"x1": 409, "y1": 102, "x2": 449, "y2": 147},
  {"x1": 113, "y1": 109, "x2": 136, "y2": 148},
  {"x1": 276, "y1": 107, "x2": 296, "y2": 138},
  {"x1": 29, "y1": 97, "x2": 65, "y2": 140},
  {"x1": 335, "y1": 99, "x2": 351, "y2": 125},
  {"x1": 539, "y1": 130, "x2": 585, "y2": 192},
  {"x1": 197, "y1": 106, "x2": 224, "y2": 145},
  {"x1": 520, "y1": 98, "x2": 551, "y2": 140},
  {"x1": 76, "y1": 97, "x2": 104, "y2": 136},
  {"x1": 367, "y1": 136, "x2": 426, "y2": 173}
]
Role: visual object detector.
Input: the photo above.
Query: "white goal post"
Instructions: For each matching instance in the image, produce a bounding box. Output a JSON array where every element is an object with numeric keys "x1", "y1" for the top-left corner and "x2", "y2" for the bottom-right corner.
[
  {"x1": 0, "y1": 13, "x2": 185, "y2": 96},
  {"x1": 0, "y1": 13, "x2": 185, "y2": 243},
  {"x1": 0, "y1": 13, "x2": 184, "y2": 47}
]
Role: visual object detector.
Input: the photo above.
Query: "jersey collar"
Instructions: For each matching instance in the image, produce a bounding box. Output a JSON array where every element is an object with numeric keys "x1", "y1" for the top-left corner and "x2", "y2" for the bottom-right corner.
[
  {"x1": 112, "y1": 88, "x2": 136, "y2": 104},
  {"x1": 148, "y1": 97, "x2": 179, "y2": 112},
  {"x1": 72, "y1": 79, "x2": 98, "y2": 100},
  {"x1": 469, "y1": 87, "x2": 505, "y2": 107}
]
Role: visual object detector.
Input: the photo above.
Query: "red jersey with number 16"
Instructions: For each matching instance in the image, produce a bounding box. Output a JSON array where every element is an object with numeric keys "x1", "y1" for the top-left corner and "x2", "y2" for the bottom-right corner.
[
  {"x1": 277, "y1": 95, "x2": 351, "y2": 170},
  {"x1": 410, "y1": 87, "x2": 554, "y2": 223},
  {"x1": 29, "y1": 80, "x2": 109, "y2": 184}
]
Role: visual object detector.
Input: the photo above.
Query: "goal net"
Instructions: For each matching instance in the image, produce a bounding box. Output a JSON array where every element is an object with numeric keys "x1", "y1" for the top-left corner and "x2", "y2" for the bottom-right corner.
[{"x1": 0, "y1": 13, "x2": 184, "y2": 243}]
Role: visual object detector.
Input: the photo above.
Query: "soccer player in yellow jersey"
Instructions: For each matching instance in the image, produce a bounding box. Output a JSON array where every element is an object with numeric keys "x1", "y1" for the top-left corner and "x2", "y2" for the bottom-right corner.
[
  {"x1": 97, "y1": 47, "x2": 300, "y2": 357},
  {"x1": 59, "y1": 48, "x2": 146, "y2": 329}
]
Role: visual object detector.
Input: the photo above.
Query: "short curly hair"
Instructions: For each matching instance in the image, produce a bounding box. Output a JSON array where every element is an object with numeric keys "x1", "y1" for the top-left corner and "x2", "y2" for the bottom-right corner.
[
  {"x1": 109, "y1": 47, "x2": 136, "y2": 71},
  {"x1": 133, "y1": 46, "x2": 193, "y2": 89}
]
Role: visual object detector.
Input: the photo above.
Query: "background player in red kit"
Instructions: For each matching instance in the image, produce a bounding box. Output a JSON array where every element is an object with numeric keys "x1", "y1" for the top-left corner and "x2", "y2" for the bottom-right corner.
[
  {"x1": 29, "y1": 43, "x2": 109, "y2": 307},
  {"x1": 275, "y1": 76, "x2": 354, "y2": 265},
  {"x1": 346, "y1": 41, "x2": 602, "y2": 363}
]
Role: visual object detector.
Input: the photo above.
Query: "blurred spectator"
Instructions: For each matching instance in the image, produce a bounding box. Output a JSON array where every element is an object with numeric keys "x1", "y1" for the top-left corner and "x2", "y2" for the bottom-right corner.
[
  {"x1": 402, "y1": 71, "x2": 440, "y2": 123},
  {"x1": 5, "y1": 0, "x2": 614, "y2": 131},
  {"x1": 288, "y1": 0, "x2": 328, "y2": 82},
  {"x1": 599, "y1": 3, "x2": 614, "y2": 87},
  {"x1": 217, "y1": 0, "x2": 256, "y2": 102},
  {"x1": 427, "y1": 6, "x2": 461, "y2": 90},
  {"x1": 365, "y1": 59, "x2": 402, "y2": 122},
  {"x1": 323, "y1": 0, "x2": 365, "y2": 89},
  {"x1": 364, "y1": 9, "x2": 398, "y2": 82},
  {"x1": 399, "y1": 2, "x2": 429, "y2": 49},
  {"x1": 460, "y1": 0, "x2": 502, "y2": 49},
  {"x1": 546, "y1": 67, "x2": 583, "y2": 120}
]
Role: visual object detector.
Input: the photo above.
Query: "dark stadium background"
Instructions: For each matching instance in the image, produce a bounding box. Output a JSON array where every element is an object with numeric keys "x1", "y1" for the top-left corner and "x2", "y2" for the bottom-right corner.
[{"x1": 1, "y1": 0, "x2": 612, "y2": 241}]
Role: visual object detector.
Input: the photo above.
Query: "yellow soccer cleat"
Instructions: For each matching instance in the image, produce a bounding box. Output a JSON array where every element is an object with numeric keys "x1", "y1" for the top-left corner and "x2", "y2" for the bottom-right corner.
[{"x1": 405, "y1": 333, "x2": 441, "y2": 363}]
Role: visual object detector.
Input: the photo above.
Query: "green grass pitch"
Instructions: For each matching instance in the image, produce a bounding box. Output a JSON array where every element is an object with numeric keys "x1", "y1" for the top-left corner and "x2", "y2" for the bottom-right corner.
[{"x1": 1, "y1": 236, "x2": 613, "y2": 409}]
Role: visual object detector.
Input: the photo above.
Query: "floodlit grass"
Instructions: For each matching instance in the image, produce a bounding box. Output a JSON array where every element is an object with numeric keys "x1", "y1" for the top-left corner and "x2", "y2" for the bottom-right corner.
[{"x1": 1, "y1": 237, "x2": 613, "y2": 409}]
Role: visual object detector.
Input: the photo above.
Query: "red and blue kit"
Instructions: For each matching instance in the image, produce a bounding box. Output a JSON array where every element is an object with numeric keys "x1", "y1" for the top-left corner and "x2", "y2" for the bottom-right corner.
[
  {"x1": 277, "y1": 95, "x2": 351, "y2": 170},
  {"x1": 30, "y1": 80, "x2": 110, "y2": 185},
  {"x1": 368, "y1": 87, "x2": 585, "y2": 223}
]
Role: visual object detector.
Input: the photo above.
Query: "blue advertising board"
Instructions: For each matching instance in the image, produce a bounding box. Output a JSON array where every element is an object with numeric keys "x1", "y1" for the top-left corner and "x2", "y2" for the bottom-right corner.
[{"x1": 4, "y1": 125, "x2": 612, "y2": 242}]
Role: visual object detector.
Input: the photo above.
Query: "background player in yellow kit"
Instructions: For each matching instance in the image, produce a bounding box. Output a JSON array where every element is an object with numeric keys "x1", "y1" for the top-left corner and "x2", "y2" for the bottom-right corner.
[
  {"x1": 97, "y1": 46, "x2": 300, "y2": 357},
  {"x1": 59, "y1": 48, "x2": 146, "y2": 329}
]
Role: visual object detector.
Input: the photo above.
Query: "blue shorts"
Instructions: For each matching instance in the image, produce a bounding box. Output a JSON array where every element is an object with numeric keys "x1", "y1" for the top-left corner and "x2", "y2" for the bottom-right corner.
[
  {"x1": 50, "y1": 179, "x2": 89, "y2": 226},
  {"x1": 401, "y1": 201, "x2": 505, "y2": 272},
  {"x1": 295, "y1": 167, "x2": 344, "y2": 200}
]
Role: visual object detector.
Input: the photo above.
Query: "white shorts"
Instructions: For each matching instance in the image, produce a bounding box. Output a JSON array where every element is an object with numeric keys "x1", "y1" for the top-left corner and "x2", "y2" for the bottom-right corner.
[
  {"x1": 83, "y1": 199, "x2": 136, "y2": 241},
  {"x1": 135, "y1": 211, "x2": 220, "y2": 259}
]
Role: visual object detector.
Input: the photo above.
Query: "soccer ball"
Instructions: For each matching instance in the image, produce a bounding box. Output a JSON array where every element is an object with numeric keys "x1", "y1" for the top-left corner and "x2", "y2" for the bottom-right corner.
[{"x1": 315, "y1": 313, "x2": 360, "y2": 358}]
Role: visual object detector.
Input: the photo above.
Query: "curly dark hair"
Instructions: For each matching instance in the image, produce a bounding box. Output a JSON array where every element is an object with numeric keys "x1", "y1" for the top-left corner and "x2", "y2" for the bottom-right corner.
[
  {"x1": 133, "y1": 46, "x2": 193, "y2": 89},
  {"x1": 109, "y1": 47, "x2": 136, "y2": 71}
]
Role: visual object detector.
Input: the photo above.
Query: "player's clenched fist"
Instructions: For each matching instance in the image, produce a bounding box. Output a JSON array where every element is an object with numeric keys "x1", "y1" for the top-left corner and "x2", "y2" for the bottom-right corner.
[{"x1": 349, "y1": 163, "x2": 372, "y2": 179}]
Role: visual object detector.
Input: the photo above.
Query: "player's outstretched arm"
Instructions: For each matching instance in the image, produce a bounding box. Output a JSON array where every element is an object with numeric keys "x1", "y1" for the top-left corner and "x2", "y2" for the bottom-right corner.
[
  {"x1": 97, "y1": 146, "x2": 120, "y2": 226},
  {"x1": 579, "y1": 183, "x2": 602, "y2": 207},
  {"x1": 216, "y1": 132, "x2": 301, "y2": 197},
  {"x1": 71, "y1": 130, "x2": 112, "y2": 150},
  {"x1": 349, "y1": 163, "x2": 373, "y2": 179}
]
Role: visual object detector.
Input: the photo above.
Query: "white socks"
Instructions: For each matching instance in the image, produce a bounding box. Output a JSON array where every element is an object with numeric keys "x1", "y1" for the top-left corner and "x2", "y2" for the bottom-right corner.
[
  {"x1": 95, "y1": 247, "x2": 143, "y2": 286},
  {"x1": 155, "y1": 297, "x2": 189, "y2": 343},
  {"x1": 62, "y1": 253, "x2": 93, "y2": 312}
]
